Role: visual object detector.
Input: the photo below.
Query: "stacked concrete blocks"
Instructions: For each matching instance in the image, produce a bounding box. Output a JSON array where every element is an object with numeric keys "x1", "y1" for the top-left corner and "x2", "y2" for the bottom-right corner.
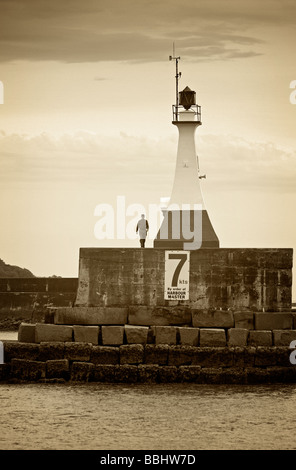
[
  {"x1": 10, "y1": 300, "x2": 296, "y2": 385},
  {"x1": 16, "y1": 310, "x2": 296, "y2": 348},
  {"x1": 2, "y1": 340, "x2": 296, "y2": 384}
]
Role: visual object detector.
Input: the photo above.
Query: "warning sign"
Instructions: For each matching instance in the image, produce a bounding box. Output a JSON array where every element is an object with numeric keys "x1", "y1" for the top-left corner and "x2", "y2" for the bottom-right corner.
[{"x1": 164, "y1": 251, "x2": 190, "y2": 300}]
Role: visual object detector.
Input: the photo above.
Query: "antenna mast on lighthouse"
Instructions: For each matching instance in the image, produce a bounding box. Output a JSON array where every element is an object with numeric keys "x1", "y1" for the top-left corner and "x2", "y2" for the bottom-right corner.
[{"x1": 169, "y1": 43, "x2": 181, "y2": 121}]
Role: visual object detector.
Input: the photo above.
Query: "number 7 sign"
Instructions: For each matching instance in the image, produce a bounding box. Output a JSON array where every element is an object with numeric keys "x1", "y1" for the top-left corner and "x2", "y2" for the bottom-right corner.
[{"x1": 164, "y1": 251, "x2": 190, "y2": 300}]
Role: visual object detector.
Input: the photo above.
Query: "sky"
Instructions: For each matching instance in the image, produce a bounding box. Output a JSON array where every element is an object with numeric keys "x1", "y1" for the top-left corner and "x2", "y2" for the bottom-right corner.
[{"x1": 0, "y1": 0, "x2": 295, "y2": 299}]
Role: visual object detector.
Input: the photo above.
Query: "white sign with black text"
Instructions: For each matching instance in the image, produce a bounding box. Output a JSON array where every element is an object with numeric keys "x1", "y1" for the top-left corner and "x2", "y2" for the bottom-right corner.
[{"x1": 164, "y1": 251, "x2": 190, "y2": 300}]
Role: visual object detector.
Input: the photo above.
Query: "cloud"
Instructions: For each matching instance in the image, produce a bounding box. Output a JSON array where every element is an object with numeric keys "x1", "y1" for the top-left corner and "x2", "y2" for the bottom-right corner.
[
  {"x1": 1, "y1": 0, "x2": 293, "y2": 64},
  {"x1": 198, "y1": 134, "x2": 296, "y2": 192},
  {"x1": 0, "y1": 130, "x2": 295, "y2": 197},
  {"x1": 0, "y1": 130, "x2": 175, "y2": 195}
]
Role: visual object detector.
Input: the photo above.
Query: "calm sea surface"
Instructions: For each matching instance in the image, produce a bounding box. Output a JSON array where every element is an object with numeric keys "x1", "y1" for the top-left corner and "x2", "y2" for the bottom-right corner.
[{"x1": 1, "y1": 331, "x2": 296, "y2": 450}]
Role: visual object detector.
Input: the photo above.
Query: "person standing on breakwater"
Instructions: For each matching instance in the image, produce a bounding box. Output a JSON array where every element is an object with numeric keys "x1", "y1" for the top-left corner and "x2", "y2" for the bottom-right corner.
[{"x1": 136, "y1": 214, "x2": 149, "y2": 248}]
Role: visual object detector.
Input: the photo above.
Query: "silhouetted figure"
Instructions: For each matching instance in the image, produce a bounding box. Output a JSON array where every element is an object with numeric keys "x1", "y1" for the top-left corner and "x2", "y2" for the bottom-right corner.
[{"x1": 136, "y1": 214, "x2": 149, "y2": 248}]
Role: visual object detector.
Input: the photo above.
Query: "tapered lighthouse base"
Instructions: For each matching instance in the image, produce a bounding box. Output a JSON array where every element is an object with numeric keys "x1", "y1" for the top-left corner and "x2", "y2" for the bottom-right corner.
[{"x1": 153, "y1": 209, "x2": 219, "y2": 249}]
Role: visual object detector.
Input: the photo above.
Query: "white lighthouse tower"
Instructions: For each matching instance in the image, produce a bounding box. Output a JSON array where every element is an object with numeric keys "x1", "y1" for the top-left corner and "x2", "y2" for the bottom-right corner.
[{"x1": 154, "y1": 55, "x2": 219, "y2": 249}]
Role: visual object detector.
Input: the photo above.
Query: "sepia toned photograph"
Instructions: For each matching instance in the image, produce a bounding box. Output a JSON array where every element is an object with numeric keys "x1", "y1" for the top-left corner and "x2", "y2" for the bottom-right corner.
[{"x1": 0, "y1": 0, "x2": 296, "y2": 457}]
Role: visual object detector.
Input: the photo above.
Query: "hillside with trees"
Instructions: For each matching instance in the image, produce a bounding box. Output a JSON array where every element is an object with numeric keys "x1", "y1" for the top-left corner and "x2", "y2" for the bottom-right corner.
[{"x1": 0, "y1": 258, "x2": 35, "y2": 278}]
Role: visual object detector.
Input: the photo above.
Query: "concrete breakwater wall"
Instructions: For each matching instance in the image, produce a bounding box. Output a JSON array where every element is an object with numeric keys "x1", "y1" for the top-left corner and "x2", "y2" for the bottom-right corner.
[
  {"x1": 17, "y1": 309, "x2": 296, "y2": 347},
  {"x1": 0, "y1": 246, "x2": 294, "y2": 384},
  {"x1": 1, "y1": 341, "x2": 296, "y2": 385},
  {"x1": 75, "y1": 248, "x2": 292, "y2": 311},
  {"x1": 1, "y1": 308, "x2": 296, "y2": 384},
  {"x1": 0, "y1": 278, "x2": 78, "y2": 329}
]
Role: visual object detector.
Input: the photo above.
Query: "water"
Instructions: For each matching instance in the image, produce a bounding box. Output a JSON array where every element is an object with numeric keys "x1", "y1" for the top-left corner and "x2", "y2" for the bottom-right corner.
[{"x1": 0, "y1": 382, "x2": 296, "y2": 450}]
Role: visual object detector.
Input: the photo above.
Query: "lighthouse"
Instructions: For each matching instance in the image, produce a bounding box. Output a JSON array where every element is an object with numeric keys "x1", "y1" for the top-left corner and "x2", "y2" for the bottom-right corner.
[{"x1": 154, "y1": 58, "x2": 219, "y2": 250}]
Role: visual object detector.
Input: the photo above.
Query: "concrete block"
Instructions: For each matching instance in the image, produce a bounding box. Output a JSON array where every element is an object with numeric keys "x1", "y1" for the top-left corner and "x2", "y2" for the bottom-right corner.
[
  {"x1": 138, "y1": 364, "x2": 159, "y2": 383},
  {"x1": 231, "y1": 347, "x2": 245, "y2": 368},
  {"x1": 10, "y1": 358, "x2": 46, "y2": 381},
  {"x1": 73, "y1": 325, "x2": 99, "y2": 344},
  {"x1": 90, "y1": 346, "x2": 119, "y2": 364},
  {"x1": 199, "y1": 367, "x2": 225, "y2": 384},
  {"x1": 124, "y1": 325, "x2": 149, "y2": 344},
  {"x1": 39, "y1": 342, "x2": 65, "y2": 361},
  {"x1": 244, "y1": 347, "x2": 256, "y2": 367},
  {"x1": 199, "y1": 329, "x2": 226, "y2": 347},
  {"x1": 192, "y1": 310, "x2": 234, "y2": 328},
  {"x1": 178, "y1": 327, "x2": 199, "y2": 346},
  {"x1": 273, "y1": 330, "x2": 296, "y2": 346},
  {"x1": 128, "y1": 306, "x2": 191, "y2": 326},
  {"x1": 71, "y1": 362, "x2": 94, "y2": 381},
  {"x1": 155, "y1": 326, "x2": 177, "y2": 345},
  {"x1": 192, "y1": 347, "x2": 233, "y2": 367},
  {"x1": 120, "y1": 344, "x2": 144, "y2": 365},
  {"x1": 254, "y1": 313, "x2": 293, "y2": 330},
  {"x1": 232, "y1": 347, "x2": 256, "y2": 368},
  {"x1": 101, "y1": 326, "x2": 124, "y2": 346},
  {"x1": 18, "y1": 323, "x2": 36, "y2": 343},
  {"x1": 266, "y1": 367, "x2": 296, "y2": 383},
  {"x1": 92, "y1": 364, "x2": 116, "y2": 382},
  {"x1": 54, "y1": 307, "x2": 128, "y2": 325},
  {"x1": 144, "y1": 344, "x2": 169, "y2": 365},
  {"x1": 35, "y1": 323, "x2": 73, "y2": 343},
  {"x1": 4, "y1": 342, "x2": 40, "y2": 362},
  {"x1": 46, "y1": 359, "x2": 69, "y2": 379},
  {"x1": 273, "y1": 347, "x2": 294, "y2": 366},
  {"x1": 254, "y1": 347, "x2": 278, "y2": 367},
  {"x1": 254, "y1": 367, "x2": 277, "y2": 383},
  {"x1": 179, "y1": 365, "x2": 201, "y2": 382},
  {"x1": 158, "y1": 366, "x2": 179, "y2": 383},
  {"x1": 0, "y1": 364, "x2": 10, "y2": 381},
  {"x1": 248, "y1": 330, "x2": 272, "y2": 346},
  {"x1": 64, "y1": 342, "x2": 92, "y2": 361},
  {"x1": 234, "y1": 312, "x2": 254, "y2": 329},
  {"x1": 114, "y1": 365, "x2": 138, "y2": 383},
  {"x1": 217, "y1": 368, "x2": 247, "y2": 385},
  {"x1": 227, "y1": 328, "x2": 249, "y2": 347},
  {"x1": 245, "y1": 367, "x2": 274, "y2": 384},
  {"x1": 168, "y1": 346, "x2": 195, "y2": 366}
]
